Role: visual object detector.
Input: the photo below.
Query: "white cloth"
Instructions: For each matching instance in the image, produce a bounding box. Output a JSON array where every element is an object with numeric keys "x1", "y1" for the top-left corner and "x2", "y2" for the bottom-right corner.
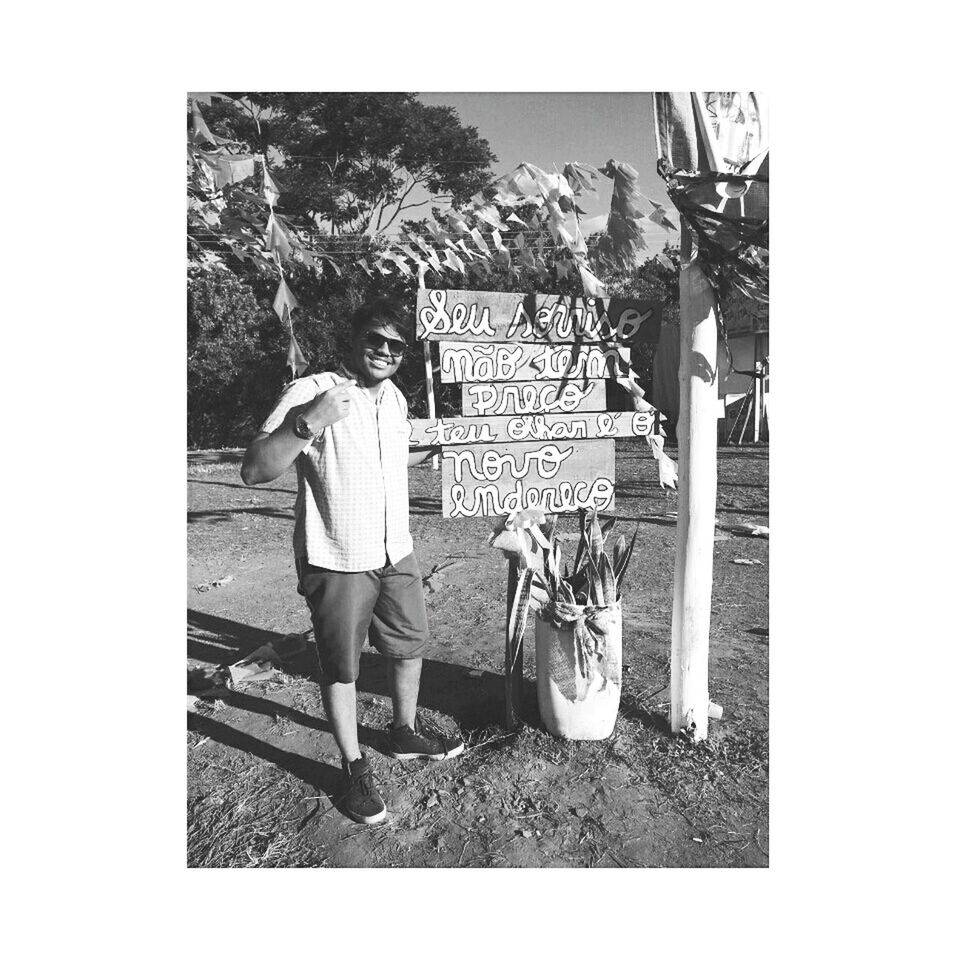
[{"x1": 260, "y1": 367, "x2": 413, "y2": 572}]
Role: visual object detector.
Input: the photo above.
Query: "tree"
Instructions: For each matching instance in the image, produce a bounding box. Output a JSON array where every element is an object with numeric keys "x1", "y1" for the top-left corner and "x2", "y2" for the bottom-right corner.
[
  {"x1": 196, "y1": 93, "x2": 496, "y2": 236},
  {"x1": 188, "y1": 269, "x2": 299, "y2": 448}
]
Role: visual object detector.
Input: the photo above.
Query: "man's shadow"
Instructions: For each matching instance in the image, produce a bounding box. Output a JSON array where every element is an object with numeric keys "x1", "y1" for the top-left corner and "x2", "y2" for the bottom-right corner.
[
  {"x1": 188, "y1": 710, "x2": 343, "y2": 805},
  {"x1": 187, "y1": 610, "x2": 530, "y2": 785}
]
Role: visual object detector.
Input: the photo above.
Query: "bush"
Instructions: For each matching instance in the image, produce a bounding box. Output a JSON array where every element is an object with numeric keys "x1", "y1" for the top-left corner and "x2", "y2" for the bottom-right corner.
[{"x1": 187, "y1": 269, "x2": 292, "y2": 448}]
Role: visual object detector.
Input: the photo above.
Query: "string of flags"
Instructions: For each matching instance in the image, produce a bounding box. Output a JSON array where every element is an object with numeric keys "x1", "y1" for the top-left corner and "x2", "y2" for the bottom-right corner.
[{"x1": 187, "y1": 96, "x2": 679, "y2": 378}]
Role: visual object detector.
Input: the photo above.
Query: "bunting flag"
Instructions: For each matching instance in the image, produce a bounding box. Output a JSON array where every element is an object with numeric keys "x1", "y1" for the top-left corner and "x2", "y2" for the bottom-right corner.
[
  {"x1": 443, "y1": 247, "x2": 466, "y2": 274},
  {"x1": 646, "y1": 434, "x2": 678, "y2": 489},
  {"x1": 272, "y1": 276, "x2": 298, "y2": 325},
  {"x1": 262, "y1": 167, "x2": 281, "y2": 207},
  {"x1": 596, "y1": 159, "x2": 673, "y2": 269},
  {"x1": 287, "y1": 331, "x2": 309, "y2": 378},
  {"x1": 264, "y1": 213, "x2": 292, "y2": 259},
  {"x1": 212, "y1": 153, "x2": 256, "y2": 190},
  {"x1": 578, "y1": 262, "x2": 607, "y2": 296},
  {"x1": 190, "y1": 101, "x2": 220, "y2": 146},
  {"x1": 469, "y1": 226, "x2": 491, "y2": 256}
]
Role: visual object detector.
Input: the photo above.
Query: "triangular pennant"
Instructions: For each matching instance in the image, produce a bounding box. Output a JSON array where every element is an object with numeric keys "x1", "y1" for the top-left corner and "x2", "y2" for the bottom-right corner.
[
  {"x1": 272, "y1": 277, "x2": 298, "y2": 324},
  {"x1": 444, "y1": 247, "x2": 466, "y2": 274},
  {"x1": 287, "y1": 331, "x2": 309, "y2": 378},
  {"x1": 469, "y1": 227, "x2": 491, "y2": 256},
  {"x1": 264, "y1": 213, "x2": 292, "y2": 259},
  {"x1": 190, "y1": 101, "x2": 222, "y2": 146},
  {"x1": 262, "y1": 167, "x2": 280, "y2": 207},
  {"x1": 578, "y1": 263, "x2": 608, "y2": 297}
]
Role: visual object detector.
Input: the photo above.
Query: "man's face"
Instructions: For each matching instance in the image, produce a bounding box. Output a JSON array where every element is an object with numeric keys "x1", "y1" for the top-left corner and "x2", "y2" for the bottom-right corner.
[{"x1": 350, "y1": 320, "x2": 406, "y2": 385}]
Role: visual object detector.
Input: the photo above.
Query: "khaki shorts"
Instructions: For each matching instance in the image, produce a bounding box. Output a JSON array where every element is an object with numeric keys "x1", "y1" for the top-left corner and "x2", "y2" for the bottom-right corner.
[{"x1": 296, "y1": 552, "x2": 429, "y2": 684}]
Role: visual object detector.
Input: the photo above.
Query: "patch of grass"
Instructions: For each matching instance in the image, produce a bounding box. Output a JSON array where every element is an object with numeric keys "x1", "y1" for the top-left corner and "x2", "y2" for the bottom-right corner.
[
  {"x1": 187, "y1": 766, "x2": 328, "y2": 868},
  {"x1": 187, "y1": 462, "x2": 241, "y2": 476}
]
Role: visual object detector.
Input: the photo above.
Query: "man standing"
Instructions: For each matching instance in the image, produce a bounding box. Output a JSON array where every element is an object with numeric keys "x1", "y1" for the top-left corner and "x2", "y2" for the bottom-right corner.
[{"x1": 241, "y1": 297, "x2": 462, "y2": 825}]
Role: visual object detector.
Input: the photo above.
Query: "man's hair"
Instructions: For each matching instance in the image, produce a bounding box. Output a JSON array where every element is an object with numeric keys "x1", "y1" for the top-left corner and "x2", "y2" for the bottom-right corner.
[{"x1": 349, "y1": 297, "x2": 412, "y2": 340}]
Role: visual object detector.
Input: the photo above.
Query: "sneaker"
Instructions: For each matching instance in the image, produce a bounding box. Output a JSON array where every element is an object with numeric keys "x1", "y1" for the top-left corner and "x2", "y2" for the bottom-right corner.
[
  {"x1": 388, "y1": 715, "x2": 465, "y2": 761},
  {"x1": 339, "y1": 754, "x2": 387, "y2": 824}
]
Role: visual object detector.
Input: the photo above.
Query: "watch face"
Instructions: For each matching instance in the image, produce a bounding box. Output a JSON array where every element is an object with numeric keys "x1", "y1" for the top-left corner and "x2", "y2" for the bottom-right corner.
[{"x1": 295, "y1": 416, "x2": 312, "y2": 439}]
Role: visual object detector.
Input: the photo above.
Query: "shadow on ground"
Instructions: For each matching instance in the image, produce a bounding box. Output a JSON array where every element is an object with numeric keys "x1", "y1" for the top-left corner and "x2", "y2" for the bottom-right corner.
[{"x1": 187, "y1": 610, "x2": 527, "y2": 734}]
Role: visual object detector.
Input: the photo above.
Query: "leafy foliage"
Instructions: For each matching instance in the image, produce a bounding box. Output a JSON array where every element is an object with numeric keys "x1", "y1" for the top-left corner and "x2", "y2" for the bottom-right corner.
[{"x1": 196, "y1": 93, "x2": 496, "y2": 236}]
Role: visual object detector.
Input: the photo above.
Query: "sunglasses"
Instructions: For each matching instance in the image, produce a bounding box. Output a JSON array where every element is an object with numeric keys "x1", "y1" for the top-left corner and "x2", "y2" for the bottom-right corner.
[{"x1": 362, "y1": 331, "x2": 406, "y2": 356}]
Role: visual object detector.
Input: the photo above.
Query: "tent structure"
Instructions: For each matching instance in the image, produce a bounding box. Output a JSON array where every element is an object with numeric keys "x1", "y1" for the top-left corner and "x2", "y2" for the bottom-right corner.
[{"x1": 717, "y1": 291, "x2": 768, "y2": 443}]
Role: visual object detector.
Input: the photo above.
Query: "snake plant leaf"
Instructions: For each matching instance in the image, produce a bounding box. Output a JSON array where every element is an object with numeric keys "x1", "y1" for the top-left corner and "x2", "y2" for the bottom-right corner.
[
  {"x1": 573, "y1": 508, "x2": 588, "y2": 574},
  {"x1": 598, "y1": 552, "x2": 617, "y2": 603},
  {"x1": 612, "y1": 534, "x2": 627, "y2": 575},
  {"x1": 589, "y1": 508, "x2": 604, "y2": 567},
  {"x1": 614, "y1": 521, "x2": 641, "y2": 598}
]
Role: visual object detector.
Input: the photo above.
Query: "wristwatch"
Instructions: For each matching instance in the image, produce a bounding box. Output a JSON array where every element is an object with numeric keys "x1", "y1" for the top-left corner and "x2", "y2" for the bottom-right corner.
[{"x1": 292, "y1": 414, "x2": 318, "y2": 441}]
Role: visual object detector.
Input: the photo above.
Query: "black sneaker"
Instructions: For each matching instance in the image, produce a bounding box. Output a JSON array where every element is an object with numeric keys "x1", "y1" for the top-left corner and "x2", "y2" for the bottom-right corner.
[
  {"x1": 388, "y1": 716, "x2": 465, "y2": 761},
  {"x1": 339, "y1": 755, "x2": 387, "y2": 824}
]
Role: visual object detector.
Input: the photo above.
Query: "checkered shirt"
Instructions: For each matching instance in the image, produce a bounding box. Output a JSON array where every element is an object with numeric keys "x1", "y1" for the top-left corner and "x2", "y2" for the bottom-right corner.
[{"x1": 259, "y1": 367, "x2": 414, "y2": 572}]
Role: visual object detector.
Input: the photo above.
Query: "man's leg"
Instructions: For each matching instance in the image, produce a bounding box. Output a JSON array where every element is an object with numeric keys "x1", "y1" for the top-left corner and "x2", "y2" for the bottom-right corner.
[
  {"x1": 298, "y1": 561, "x2": 377, "y2": 762},
  {"x1": 297, "y1": 561, "x2": 387, "y2": 825},
  {"x1": 372, "y1": 555, "x2": 464, "y2": 760},
  {"x1": 320, "y1": 680, "x2": 361, "y2": 763},
  {"x1": 388, "y1": 657, "x2": 422, "y2": 730}
]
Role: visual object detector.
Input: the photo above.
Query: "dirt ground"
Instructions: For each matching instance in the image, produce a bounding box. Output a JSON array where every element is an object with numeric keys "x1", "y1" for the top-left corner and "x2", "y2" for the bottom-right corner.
[{"x1": 187, "y1": 441, "x2": 768, "y2": 868}]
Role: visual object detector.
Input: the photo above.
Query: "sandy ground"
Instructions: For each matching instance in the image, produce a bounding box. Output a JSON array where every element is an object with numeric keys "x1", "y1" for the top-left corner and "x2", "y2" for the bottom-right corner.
[{"x1": 187, "y1": 441, "x2": 768, "y2": 867}]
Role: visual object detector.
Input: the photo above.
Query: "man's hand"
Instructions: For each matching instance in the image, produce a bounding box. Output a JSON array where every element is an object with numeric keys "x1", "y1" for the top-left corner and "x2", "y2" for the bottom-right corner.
[
  {"x1": 300, "y1": 379, "x2": 357, "y2": 433},
  {"x1": 241, "y1": 378, "x2": 357, "y2": 486}
]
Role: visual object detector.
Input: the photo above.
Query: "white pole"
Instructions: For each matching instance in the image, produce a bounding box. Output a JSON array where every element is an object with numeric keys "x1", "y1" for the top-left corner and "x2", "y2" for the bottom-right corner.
[{"x1": 670, "y1": 249, "x2": 719, "y2": 741}]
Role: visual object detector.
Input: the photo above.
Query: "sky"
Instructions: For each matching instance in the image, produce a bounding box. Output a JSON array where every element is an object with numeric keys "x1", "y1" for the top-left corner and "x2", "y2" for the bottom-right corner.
[{"x1": 411, "y1": 92, "x2": 676, "y2": 253}]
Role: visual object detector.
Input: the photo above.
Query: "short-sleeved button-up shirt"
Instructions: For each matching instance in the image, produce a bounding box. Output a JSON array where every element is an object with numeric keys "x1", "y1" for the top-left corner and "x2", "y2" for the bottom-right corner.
[{"x1": 259, "y1": 366, "x2": 413, "y2": 572}]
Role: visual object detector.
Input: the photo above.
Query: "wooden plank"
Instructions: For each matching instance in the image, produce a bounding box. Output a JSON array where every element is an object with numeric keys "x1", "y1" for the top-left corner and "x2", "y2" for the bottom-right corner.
[
  {"x1": 409, "y1": 410, "x2": 660, "y2": 446},
  {"x1": 422, "y1": 340, "x2": 438, "y2": 470},
  {"x1": 438, "y1": 342, "x2": 630, "y2": 383},
  {"x1": 440, "y1": 439, "x2": 615, "y2": 518},
  {"x1": 417, "y1": 288, "x2": 661, "y2": 344},
  {"x1": 461, "y1": 380, "x2": 606, "y2": 416}
]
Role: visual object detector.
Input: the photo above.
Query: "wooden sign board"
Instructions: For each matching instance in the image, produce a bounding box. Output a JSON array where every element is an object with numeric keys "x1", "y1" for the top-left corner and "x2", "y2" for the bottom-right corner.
[
  {"x1": 439, "y1": 342, "x2": 630, "y2": 383},
  {"x1": 410, "y1": 410, "x2": 659, "y2": 447},
  {"x1": 461, "y1": 380, "x2": 606, "y2": 416},
  {"x1": 417, "y1": 288, "x2": 661, "y2": 344},
  {"x1": 440, "y1": 439, "x2": 615, "y2": 519}
]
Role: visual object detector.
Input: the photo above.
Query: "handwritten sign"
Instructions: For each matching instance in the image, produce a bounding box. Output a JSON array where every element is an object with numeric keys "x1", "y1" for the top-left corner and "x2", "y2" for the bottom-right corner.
[
  {"x1": 439, "y1": 343, "x2": 630, "y2": 383},
  {"x1": 417, "y1": 288, "x2": 661, "y2": 344},
  {"x1": 417, "y1": 285, "x2": 665, "y2": 519},
  {"x1": 461, "y1": 380, "x2": 606, "y2": 416},
  {"x1": 440, "y1": 440, "x2": 615, "y2": 519},
  {"x1": 410, "y1": 411, "x2": 658, "y2": 447}
]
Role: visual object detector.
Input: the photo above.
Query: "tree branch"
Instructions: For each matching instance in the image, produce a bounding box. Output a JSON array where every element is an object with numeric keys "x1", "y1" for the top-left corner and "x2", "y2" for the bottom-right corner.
[{"x1": 379, "y1": 175, "x2": 428, "y2": 231}]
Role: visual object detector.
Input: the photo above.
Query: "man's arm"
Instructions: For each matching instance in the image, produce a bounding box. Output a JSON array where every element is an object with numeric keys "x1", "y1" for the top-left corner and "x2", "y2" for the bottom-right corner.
[{"x1": 241, "y1": 379, "x2": 356, "y2": 485}]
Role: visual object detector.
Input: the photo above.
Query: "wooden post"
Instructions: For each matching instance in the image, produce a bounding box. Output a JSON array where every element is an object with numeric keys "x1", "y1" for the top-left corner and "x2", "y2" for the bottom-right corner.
[
  {"x1": 504, "y1": 558, "x2": 522, "y2": 730},
  {"x1": 670, "y1": 243, "x2": 719, "y2": 741},
  {"x1": 423, "y1": 340, "x2": 439, "y2": 470}
]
